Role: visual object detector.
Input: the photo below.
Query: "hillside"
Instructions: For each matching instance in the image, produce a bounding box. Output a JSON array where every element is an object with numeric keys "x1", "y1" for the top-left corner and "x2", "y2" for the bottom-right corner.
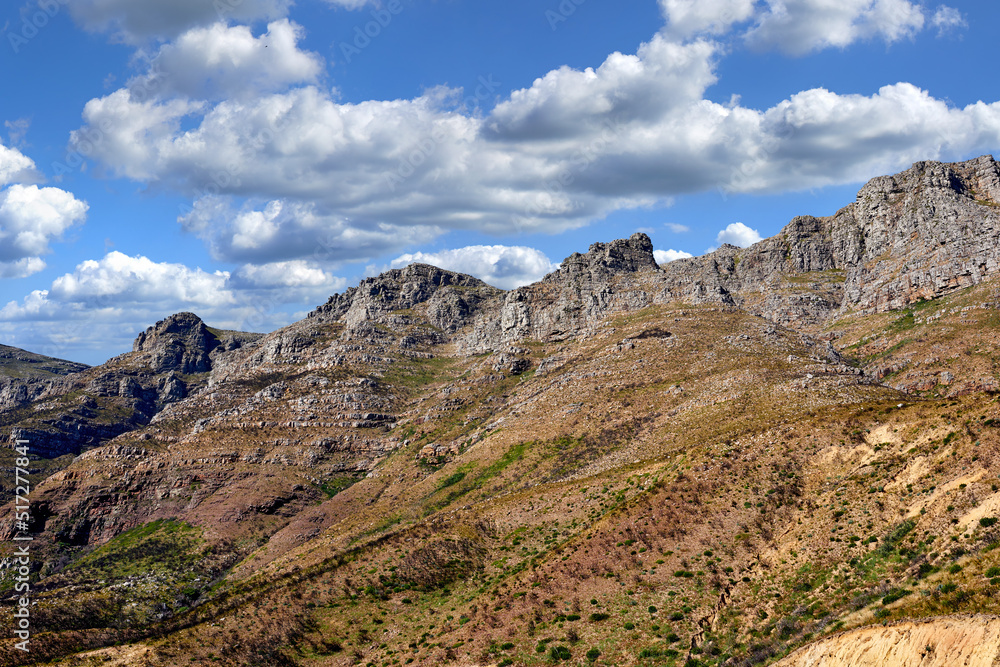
[{"x1": 2, "y1": 155, "x2": 1000, "y2": 666}]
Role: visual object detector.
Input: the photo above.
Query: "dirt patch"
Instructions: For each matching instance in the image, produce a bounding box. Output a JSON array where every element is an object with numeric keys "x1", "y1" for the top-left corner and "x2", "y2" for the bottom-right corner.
[{"x1": 776, "y1": 615, "x2": 1000, "y2": 666}]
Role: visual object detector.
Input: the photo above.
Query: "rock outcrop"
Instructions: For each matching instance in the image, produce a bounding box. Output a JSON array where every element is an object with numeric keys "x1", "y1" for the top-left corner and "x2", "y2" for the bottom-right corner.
[
  {"x1": 132, "y1": 312, "x2": 221, "y2": 374},
  {"x1": 656, "y1": 155, "x2": 1000, "y2": 326}
]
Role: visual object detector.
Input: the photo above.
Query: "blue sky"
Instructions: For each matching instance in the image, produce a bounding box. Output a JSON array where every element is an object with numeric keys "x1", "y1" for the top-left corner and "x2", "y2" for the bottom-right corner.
[{"x1": 0, "y1": 0, "x2": 997, "y2": 364}]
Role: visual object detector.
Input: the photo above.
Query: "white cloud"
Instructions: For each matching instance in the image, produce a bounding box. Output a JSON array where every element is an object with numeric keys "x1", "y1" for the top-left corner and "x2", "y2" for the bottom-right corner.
[
  {"x1": 231, "y1": 260, "x2": 347, "y2": 293},
  {"x1": 0, "y1": 142, "x2": 36, "y2": 187},
  {"x1": 179, "y1": 196, "x2": 442, "y2": 265},
  {"x1": 70, "y1": 91, "x2": 203, "y2": 181},
  {"x1": 0, "y1": 252, "x2": 347, "y2": 362},
  {"x1": 0, "y1": 184, "x2": 89, "y2": 277},
  {"x1": 486, "y1": 37, "x2": 719, "y2": 140},
  {"x1": 133, "y1": 20, "x2": 323, "y2": 101},
  {"x1": 46, "y1": 252, "x2": 232, "y2": 307},
  {"x1": 736, "y1": 83, "x2": 1000, "y2": 192},
  {"x1": 746, "y1": 0, "x2": 926, "y2": 55},
  {"x1": 931, "y1": 5, "x2": 966, "y2": 35},
  {"x1": 666, "y1": 223, "x2": 691, "y2": 233},
  {"x1": 68, "y1": 0, "x2": 293, "y2": 43},
  {"x1": 654, "y1": 248, "x2": 694, "y2": 263},
  {"x1": 69, "y1": 29, "x2": 1000, "y2": 269},
  {"x1": 716, "y1": 222, "x2": 762, "y2": 247},
  {"x1": 390, "y1": 245, "x2": 558, "y2": 290},
  {"x1": 0, "y1": 258, "x2": 46, "y2": 280},
  {"x1": 660, "y1": 0, "x2": 756, "y2": 38}
]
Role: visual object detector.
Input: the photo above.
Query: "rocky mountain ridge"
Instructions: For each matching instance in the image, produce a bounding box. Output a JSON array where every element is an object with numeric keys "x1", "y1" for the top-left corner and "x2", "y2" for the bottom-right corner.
[{"x1": 2, "y1": 154, "x2": 1000, "y2": 667}]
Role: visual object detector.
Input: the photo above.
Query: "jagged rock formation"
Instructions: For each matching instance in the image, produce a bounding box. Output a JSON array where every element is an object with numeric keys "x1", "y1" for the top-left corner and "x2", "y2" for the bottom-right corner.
[
  {"x1": 659, "y1": 155, "x2": 1000, "y2": 326},
  {"x1": 310, "y1": 263, "x2": 502, "y2": 333},
  {"x1": 132, "y1": 312, "x2": 221, "y2": 374}
]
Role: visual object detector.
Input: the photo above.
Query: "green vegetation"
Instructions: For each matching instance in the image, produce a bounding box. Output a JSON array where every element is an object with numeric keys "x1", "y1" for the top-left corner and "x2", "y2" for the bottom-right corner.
[{"x1": 68, "y1": 519, "x2": 203, "y2": 580}]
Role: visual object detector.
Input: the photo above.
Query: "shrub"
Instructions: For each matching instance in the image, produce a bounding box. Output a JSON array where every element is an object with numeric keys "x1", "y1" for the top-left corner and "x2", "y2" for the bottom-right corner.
[
  {"x1": 549, "y1": 645, "x2": 571, "y2": 661},
  {"x1": 881, "y1": 589, "x2": 911, "y2": 605},
  {"x1": 590, "y1": 613, "x2": 610, "y2": 622},
  {"x1": 585, "y1": 648, "x2": 601, "y2": 662},
  {"x1": 981, "y1": 518, "x2": 998, "y2": 528},
  {"x1": 624, "y1": 622, "x2": 635, "y2": 630},
  {"x1": 639, "y1": 647, "x2": 663, "y2": 658},
  {"x1": 666, "y1": 633, "x2": 681, "y2": 643},
  {"x1": 986, "y1": 566, "x2": 1000, "y2": 578},
  {"x1": 670, "y1": 612, "x2": 684, "y2": 621},
  {"x1": 648, "y1": 605, "x2": 657, "y2": 614}
]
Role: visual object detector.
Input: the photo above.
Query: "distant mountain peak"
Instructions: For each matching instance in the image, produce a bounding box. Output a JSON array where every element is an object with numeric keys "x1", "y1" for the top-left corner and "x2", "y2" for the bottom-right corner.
[{"x1": 132, "y1": 312, "x2": 219, "y2": 374}]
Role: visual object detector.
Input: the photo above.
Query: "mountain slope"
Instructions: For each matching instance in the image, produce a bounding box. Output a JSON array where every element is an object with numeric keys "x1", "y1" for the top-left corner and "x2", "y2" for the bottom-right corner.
[{"x1": 2, "y1": 155, "x2": 1000, "y2": 667}]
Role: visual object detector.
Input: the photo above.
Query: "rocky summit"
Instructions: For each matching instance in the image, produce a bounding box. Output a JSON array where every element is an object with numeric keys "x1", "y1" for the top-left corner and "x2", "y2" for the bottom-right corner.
[{"x1": 4, "y1": 155, "x2": 1000, "y2": 666}]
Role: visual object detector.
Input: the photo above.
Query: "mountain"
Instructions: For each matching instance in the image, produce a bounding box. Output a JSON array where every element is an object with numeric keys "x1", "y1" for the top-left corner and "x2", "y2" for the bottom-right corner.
[
  {"x1": 3, "y1": 155, "x2": 1000, "y2": 666},
  {"x1": 0, "y1": 344, "x2": 88, "y2": 380},
  {"x1": 0, "y1": 344, "x2": 88, "y2": 414}
]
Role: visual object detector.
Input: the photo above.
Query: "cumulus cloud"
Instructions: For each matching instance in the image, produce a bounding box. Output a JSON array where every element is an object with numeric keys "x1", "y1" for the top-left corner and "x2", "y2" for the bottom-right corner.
[
  {"x1": 654, "y1": 248, "x2": 694, "y2": 263},
  {"x1": 69, "y1": 26, "x2": 1000, "y2": 269},
  {"x1": 132, "y1": 20, "x2": 323, "y2": 101},
  {"x1": 0, "y1": 184, "x2": 89, "y2": 277},
  {"x1": 179, "y1": 196, "x2": 442, "y2": 265},
  {"x1": 45, "y1": 252, "x2": 232, "y2": 308},
  {"x1": 230, "y1": 260, "x2": 347, "y2": 296},
  {"x1": 0, "y1": 258, "x2": 46, "y2": 280},
  {"x1": 745, "y1": 0, "x2": 926, "y2": 55},
  {"x1": 716, "y1": 222, "x2": 762, "y2": 247},
  {"x1": 389, "y1": 245, "x2": 558, "y2": 290},
  {"x1": 0, "y1": 142, "x2": 36, "y2": 186},
  {"x1": 486, "y1": 37, "x2": 719, "y2": 140},
  {"x1": 660, "y1": 0, "x2": 756, "y2": 38}
]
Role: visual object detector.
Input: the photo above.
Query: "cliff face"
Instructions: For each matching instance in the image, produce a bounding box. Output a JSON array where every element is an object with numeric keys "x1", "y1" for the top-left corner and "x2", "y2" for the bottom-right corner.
[
  {"x1": 132, "y1": 312, "x2": 221, "y2": 374},
  {"x1": 834, "y1": 155, "x2": 1000, "y2": 312}
]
